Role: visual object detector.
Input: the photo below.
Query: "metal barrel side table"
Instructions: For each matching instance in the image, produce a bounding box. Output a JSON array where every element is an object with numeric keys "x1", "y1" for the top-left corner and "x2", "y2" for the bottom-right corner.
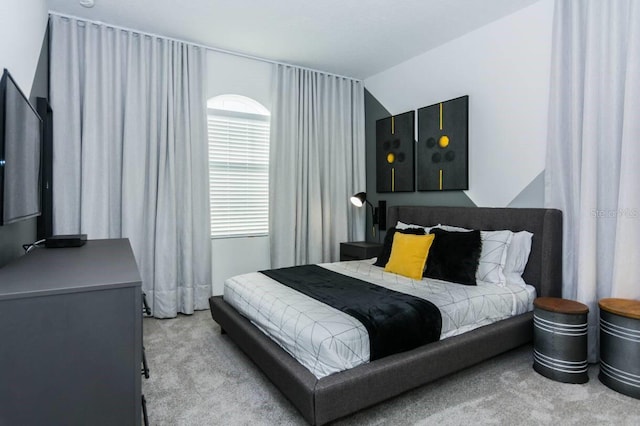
[
  {"x1": 533, "y1": 297, "x2": 589, "y2": 384},
  {"x1": 599, "y1": 298, "x2": 640, "y2": 399}
]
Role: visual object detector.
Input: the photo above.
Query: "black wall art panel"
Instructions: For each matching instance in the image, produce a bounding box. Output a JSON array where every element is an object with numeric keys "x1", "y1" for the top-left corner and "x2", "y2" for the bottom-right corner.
[
  {"x1": 417, "y1": 96, "x2": 469, "y2": 191},
  {"x1": 376, "y1": 111, "x2": 415, "y2": 193}
]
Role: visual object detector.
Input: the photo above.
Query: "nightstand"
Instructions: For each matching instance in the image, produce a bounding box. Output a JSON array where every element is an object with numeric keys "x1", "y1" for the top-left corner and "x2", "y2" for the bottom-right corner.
[
  {"x1": 599, "y1": 298, "x2": 640, "y2": 399},
  {"x1": 533, "y1": 297, "x2": 589, "y2": 384},
  {"x1": 340, "y1": 241, "x2": 382, "y2": 261}
]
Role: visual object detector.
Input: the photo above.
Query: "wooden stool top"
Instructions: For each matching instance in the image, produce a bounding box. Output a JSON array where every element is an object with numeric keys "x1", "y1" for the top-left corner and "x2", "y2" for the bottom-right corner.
[
  {"x1": 599, "y1": 298, "x2": 640, "y2": 320},
  {"x1": 534, "y1": 297, "x2": 589, "y2": 314}
]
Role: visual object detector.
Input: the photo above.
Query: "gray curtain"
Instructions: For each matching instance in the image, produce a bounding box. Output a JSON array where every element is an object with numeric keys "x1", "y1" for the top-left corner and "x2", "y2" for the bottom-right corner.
[
  {"x1": 269, "y1": 65, "x2": 365, "y2": 268},
  {"x1": 49, "y1": 15, "x2": 212, "y2": 318},
  {"x1": 545, "y1": 0, "x2": 640, "y2": 360}
]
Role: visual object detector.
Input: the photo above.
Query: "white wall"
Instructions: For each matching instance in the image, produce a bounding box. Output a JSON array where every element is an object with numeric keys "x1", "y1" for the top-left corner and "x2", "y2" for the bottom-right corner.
[
  {"x1": 206, "y1": 51, "x2": 273, "y2": 295},
  {"x1": 0, "y1": 1, "x2": 48, "y2": 92},
  {"x1": 364, "y1": 0, "x2": 554, "y2": 207},
  {"x1": 0, "y1": 0, "x2": 48, "y2": 267},
  {"x1": 207, "y1": 51, "x2": 272, "y2": 111}
]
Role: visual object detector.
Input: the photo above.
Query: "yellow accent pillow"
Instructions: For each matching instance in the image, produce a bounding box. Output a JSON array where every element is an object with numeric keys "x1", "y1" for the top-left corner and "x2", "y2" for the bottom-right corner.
[{"x1": 384, "y1": 233, "x2": 435, "y2": 280}]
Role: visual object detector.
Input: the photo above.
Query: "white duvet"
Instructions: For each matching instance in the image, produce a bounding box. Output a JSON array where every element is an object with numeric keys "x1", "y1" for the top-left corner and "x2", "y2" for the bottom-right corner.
[{"x1": 223, "y1": 259, "x2": 535, "y2": 379}]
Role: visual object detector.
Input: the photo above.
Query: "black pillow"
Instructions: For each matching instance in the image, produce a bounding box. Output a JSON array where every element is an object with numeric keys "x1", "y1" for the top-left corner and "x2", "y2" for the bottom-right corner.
[
  {"x1": 424, "y1": 228, "x2": 482, "y2": 286},
  {"x1": 373, "y1": 227, "x2": 426, "y2": 267}
]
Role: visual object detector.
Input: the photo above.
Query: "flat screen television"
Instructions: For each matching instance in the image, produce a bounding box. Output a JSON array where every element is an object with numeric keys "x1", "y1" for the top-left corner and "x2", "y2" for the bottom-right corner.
[{"x1": 0, "y1": 69, "x2": 43, "y2": 225}]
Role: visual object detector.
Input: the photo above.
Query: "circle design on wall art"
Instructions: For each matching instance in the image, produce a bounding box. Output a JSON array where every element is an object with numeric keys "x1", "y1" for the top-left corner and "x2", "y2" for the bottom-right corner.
[
  {"x1": 383, "y1": 141, "x2": 390, "y2": 150},
  {"x1": 439, "y1": 135, "x2": 450, "y2": 148},
  {"x1": 432, "y1": 152, "x2": 442, "y2": 163},
  {"x1": 426, "y1": 137, "x2": 436, "y2": 148},
  {"x1": 445, "y1": 151, "x2": 455, "y2": 161},
  {"x1": 387, "y1": 152, "x2": 396, "y2": 164},
  {"x1": 397, "y1": 152, "x2": 406, "y2": 162},
  {"x1": 392, "y1": 139, "x2": 400, "y2": 148}
]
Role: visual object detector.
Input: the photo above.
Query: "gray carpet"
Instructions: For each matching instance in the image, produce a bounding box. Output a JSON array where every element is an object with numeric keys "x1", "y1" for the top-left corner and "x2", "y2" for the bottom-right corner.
[{"x1": 143, "y1": 311, "x2": 639, "y2": 425}]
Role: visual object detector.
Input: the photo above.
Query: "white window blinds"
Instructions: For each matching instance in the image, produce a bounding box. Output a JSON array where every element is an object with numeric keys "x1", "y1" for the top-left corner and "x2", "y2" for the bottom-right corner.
[{"x1": 207, "y1": 108, "x2": 270, "y2": 238}]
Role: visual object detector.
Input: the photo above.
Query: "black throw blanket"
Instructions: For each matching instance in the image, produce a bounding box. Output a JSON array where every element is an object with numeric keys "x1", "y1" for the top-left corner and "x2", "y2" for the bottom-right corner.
[{"x1": 260, "y1": 265, "x2": 442, "y2": 361}]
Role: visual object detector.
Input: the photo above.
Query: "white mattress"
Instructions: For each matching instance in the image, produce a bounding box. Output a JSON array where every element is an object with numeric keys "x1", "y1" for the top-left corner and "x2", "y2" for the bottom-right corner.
[{"x1": 223, "y1": 259, "x2": 536, "y2": 379}]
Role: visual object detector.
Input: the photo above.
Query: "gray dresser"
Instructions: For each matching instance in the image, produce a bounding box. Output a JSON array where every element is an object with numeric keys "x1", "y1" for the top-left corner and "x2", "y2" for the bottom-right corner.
[{"x1": 0, "y1": 239, "x2": 142, "y2": 426}]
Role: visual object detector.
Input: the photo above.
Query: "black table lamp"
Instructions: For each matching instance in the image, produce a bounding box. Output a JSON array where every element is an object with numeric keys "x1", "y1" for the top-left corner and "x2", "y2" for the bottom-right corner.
[{"x1": 350, "y1": 192, "x2": 378, "y2": 237}]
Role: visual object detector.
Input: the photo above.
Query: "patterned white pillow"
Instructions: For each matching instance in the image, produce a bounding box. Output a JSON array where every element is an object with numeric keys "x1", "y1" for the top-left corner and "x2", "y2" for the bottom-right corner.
[
  {"x1": 437, "y1": 225, "x2": 513, "y2": 286},
  {"x1": 477, "y1": 230, "x2": 513, "y2": 286}
]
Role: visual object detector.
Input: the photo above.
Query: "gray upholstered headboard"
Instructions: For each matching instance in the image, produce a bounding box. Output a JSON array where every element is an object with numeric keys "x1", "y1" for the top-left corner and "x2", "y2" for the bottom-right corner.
[{"x1": 387, "y1": 206, "x2": 562, "y2": 298}]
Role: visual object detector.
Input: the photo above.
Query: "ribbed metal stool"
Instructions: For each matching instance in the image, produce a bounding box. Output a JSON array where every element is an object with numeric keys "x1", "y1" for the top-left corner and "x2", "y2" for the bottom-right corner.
[
  {"x1": 599, "y1": 298, "x2": 640, "y2": 399},
  {"x1": 533, "y1": 297, "x2": 589, "y2": 383}
]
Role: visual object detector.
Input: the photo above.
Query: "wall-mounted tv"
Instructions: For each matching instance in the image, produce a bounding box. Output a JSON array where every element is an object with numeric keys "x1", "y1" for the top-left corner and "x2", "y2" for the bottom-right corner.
[{"x1": 0, "y1": 69, "x2": 43, "y2": 226}]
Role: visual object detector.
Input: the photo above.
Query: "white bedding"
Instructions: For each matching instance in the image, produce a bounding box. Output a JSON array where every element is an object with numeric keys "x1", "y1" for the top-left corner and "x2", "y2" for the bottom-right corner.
[{"x1": 224, "y1": 259, "x2": 536, "y2": 379}]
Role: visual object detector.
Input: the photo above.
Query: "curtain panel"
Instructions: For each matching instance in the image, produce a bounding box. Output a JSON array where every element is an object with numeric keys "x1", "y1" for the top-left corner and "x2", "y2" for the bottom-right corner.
[
  {"x1": 49, "y1": 15, "x2": 212, "y2": 318},
  {"x1": 269, "y1": 65, "x2": 365, "y2": 268},
  {"x1": 545, "y1": 0, "x2": 640, "y2": 359}
]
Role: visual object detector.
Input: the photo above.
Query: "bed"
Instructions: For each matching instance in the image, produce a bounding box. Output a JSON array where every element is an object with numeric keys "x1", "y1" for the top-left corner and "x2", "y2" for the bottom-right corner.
[{"x1": 209, "y1": 206, "x2": 562, "y2": 425}]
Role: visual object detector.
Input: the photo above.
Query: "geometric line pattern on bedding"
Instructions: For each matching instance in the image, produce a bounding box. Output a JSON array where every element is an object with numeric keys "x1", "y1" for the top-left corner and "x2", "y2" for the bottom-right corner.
[
  {"x1": 437, "y1": 225, "x2": 513, "y2": 285},
  {"x1": 476, "y1": 230, "x2": 513, "y2": 285},
  {"x1": 260, "y1": 265, "x2": 441, "y2": 361},
  {"x1": 223, "y1": 259, "x2": 535, "y2": 379}
]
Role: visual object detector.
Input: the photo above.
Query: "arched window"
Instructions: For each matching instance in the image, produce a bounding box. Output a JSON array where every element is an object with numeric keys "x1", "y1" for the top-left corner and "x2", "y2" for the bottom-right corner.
[{"x1": 207, "y1": 95, "x2": 270, "y2": 238}]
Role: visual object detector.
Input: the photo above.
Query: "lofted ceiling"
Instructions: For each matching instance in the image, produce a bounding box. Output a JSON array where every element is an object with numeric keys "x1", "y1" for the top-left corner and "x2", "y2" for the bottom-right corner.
[{"x1": 47, "y1": 0, "x2": 541, "y2": 79}]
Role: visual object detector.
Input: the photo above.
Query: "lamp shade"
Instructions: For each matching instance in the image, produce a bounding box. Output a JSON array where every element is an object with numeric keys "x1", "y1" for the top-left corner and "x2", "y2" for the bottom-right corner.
[{"x1": 350, "y1": 192, "x2": 367, "y2": 207}]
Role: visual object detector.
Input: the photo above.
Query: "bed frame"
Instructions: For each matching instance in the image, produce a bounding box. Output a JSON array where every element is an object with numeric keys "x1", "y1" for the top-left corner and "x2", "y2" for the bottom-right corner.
[{"x1": 209, "y1": 206, "x2": 562, "y2": 425}]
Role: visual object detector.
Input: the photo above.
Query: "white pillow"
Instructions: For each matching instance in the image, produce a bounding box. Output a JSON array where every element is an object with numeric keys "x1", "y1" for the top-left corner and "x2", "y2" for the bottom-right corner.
[
  {"x1": 437, "y1": 224, "x2": 468, "y2": 232},
  {"x1": 476, "y1": 230, "x2": 512, "y2": 286},
  {"x1": 503, "y1": 231, "x2": 533, "y2": 287},
  {"x1": 437, "y1": 224, "x2": 512, "y2": 286},
  {"x1": 395, "y1": 220, "x2": 434, "y2": 233}
]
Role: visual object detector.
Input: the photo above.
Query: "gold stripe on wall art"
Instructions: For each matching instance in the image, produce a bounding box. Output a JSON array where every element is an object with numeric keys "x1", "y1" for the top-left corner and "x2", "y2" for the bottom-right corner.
[{"x1": 392, "y1": 168, "x2": 395, "y2": 192}]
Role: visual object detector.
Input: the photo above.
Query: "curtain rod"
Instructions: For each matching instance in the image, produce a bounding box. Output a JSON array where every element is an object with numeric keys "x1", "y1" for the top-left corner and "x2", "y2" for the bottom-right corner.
[{"x1": 47, "y1": 11, "x2": 362, "y2": 83}]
